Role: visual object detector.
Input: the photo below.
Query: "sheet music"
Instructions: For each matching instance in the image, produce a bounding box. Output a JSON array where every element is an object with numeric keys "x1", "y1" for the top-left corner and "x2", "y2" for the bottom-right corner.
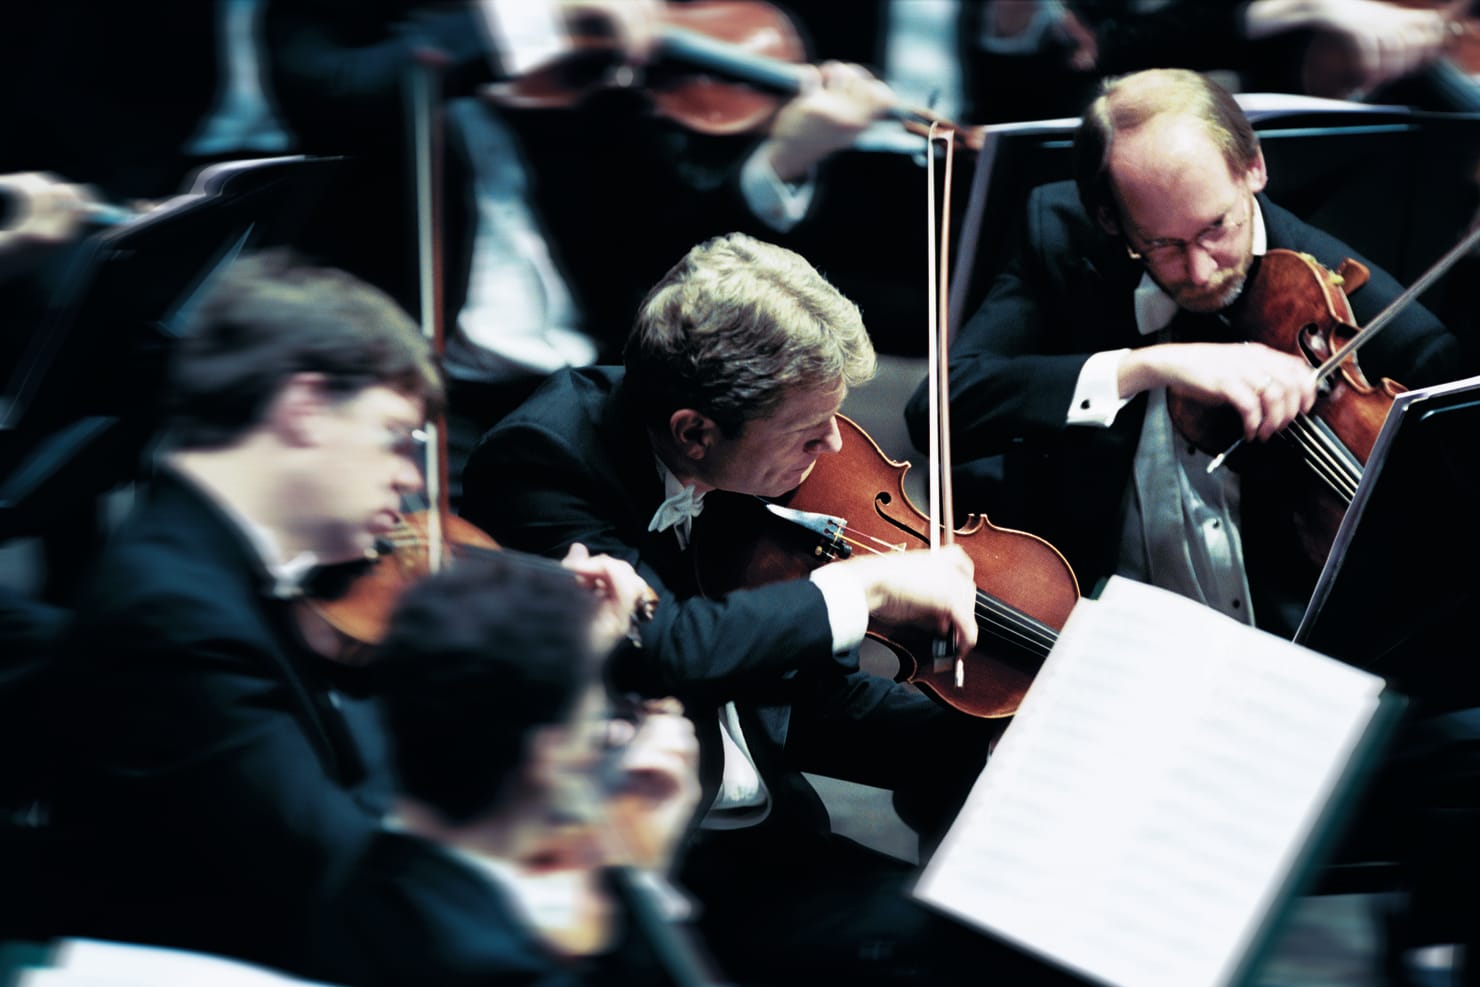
[
  {"x1": 17, "y1": 938, "x2": 341, "y2": 986},
  {"x1": 914, "y1": 577, "x2": 1387, "y2": 987}
]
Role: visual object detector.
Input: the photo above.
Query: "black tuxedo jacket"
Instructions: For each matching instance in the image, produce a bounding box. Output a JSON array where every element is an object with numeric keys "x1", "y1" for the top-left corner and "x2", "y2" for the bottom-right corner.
[
  {"x1": 463, "y1": 367, "x2": 851, "y2": 833},
  {"x1": 311, "y1": 830, "x2": 681, "y2": 987},
  {"x1": 463, "y1": 367, "x2": 992, "y2": 839},
  {"x1": 906, "y1": 179, "x2": 1475, "y2": 635},
  {"x1": 38, "y1": 467, "x2": 392, "y2": 973}
]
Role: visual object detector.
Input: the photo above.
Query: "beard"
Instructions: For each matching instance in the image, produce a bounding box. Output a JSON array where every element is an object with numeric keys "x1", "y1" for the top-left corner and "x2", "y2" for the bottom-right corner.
[{"x1": 1161, "y1": 256, "x2": 1253, "y2": 314}]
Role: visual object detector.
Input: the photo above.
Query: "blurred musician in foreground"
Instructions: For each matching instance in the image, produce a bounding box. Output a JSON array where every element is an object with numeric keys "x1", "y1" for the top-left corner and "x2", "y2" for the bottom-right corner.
[
  {"x1": 463, "y1": 233, "x2": 1042, "y2": 986},
  {"x1": 312, "y1": 551, "x2": 705, "y2": 987},
  {"x1": 20, "y1": 250, "x2": 443, "y2": 972},
  {"x1": 909, "y1": 67, "x2": 1474, "y2": 639},
  {"x1": 20, "y1": 248, "x2": 698, "y2": 982}
]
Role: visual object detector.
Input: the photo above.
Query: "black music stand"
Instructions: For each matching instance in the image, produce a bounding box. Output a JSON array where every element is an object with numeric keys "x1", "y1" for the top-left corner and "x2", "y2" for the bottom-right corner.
[
  {"x1": 0, "y1": 155, "x2": 343, "y2": 546},
  {"x1": 1295, "y1": 373, "x2": 1480, "y2": 705}
]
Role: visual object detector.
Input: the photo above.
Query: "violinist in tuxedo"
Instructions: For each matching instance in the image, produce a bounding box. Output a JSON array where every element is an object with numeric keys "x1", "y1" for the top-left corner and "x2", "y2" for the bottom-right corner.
[
  {"x1": 11, "y1": 243, "x2": 715, "y2": 981},
  {"x1": 907, "y1": 67, "x2": 1474, "y2": 640},
  {"x1": 906, "y1": 67, "x2": 1480, "y2": 975},
  {"x1": 18, "y1": 250, "x2": 442, "y2": 972},
  {"x1": 463, "y1": 232, "x2": 1041, "y2": 986}
]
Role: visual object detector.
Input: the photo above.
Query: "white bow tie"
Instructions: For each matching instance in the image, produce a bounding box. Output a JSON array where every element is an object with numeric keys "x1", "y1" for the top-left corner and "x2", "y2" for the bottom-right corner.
[
  {"x1": 648, "y1": 483, "x2": 705, "y2": 534},
  {"x1": 1133, "y1": 272, "x2": 1180, "y2": 335}
]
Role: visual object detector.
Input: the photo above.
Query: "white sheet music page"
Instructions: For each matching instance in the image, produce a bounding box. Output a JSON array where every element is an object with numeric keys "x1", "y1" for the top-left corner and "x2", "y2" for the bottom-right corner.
[
  {"x1": 18, "y1": 938, "x2": 342, "y2": 986},
  {"x1": 913, "y1": 576, "x2": 1387, "y2": 987}
]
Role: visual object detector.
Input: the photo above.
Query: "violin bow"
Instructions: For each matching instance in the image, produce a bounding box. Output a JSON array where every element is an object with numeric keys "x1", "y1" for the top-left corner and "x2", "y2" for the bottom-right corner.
[
  {"x1": 409, "y1": 49, "x2": 449, "y2": 571},
  {"x1": 925, "y1": 120, "x2": 964, "y2": 689}
]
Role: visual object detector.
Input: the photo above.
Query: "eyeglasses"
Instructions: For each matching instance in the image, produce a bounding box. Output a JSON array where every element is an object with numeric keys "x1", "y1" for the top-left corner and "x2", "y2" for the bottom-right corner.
[
  {"x1": 382, "y1": 426, "x2": 428, "y2": 459},
  {"x1": 1123, "y1": 195, "x2": 1251, "y2": 265}
]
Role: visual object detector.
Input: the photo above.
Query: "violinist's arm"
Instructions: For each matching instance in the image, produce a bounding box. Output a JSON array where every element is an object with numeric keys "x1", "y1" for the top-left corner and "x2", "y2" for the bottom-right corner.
[
  {"x1": 742, "y1": 62, "x2": 897, "y2": 233},
  {"x1": 462, "y1": 415, "x2": 840, "y2": 706},
  {"x1": 1116, "y1": 342, "x2": 1319, "y2": 443},
  {"x1": 758, "y1": 62, "x2": 897, "y2": 184},
  {"x1": 61, "y1": 583, "x2": 383, "y2": 901},
  {"x1": 508, "y1": 699, "x2": 701, "y2": 958},
  {"x1": 558, "y1": 543, "x2": 657, "y2": 657},
  {"x1": 0, "y1": 172, "x2": 103, "y2": 278},
  {"x1": 604, "y1": 699, "x2": 703, "y2": 871},
  {"x1": 1243, "y1": 0, "x2": 1450, "y2": 92}
]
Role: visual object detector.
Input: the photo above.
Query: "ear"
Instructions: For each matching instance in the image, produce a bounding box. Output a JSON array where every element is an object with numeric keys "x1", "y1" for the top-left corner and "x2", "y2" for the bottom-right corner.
[
  {"x1": 1095, "y1": 204, "x2": 1121, "y2": 238},
  {"x1": 264, "y1": 372, "x2": 330, "y2": 448},
  {"x1": 668, "y1": 409, "x2": 719, "y2": 462},
  {"x1": 1245, "y1": 148, "x2": 1269, "y2": 195}
]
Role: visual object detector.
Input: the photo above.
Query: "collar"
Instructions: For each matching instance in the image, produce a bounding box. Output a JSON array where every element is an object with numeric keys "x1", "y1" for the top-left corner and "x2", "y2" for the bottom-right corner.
[
  {"x1": 236, "y1": 515, "x2": 322, "y2": 599},
  {"x1": 648, "y1": 459, "x2": 707, "y2": 540},
  {"x1": 1132, "y1": 198, "x2": 1269, "y2": 336},
  {"x1": 164, "y1": 458, "x2": 322, "y2": 598}
]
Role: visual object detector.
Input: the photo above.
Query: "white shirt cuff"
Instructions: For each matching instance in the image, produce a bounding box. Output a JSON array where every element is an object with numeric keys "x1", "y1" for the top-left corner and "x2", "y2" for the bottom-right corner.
[
  {"x1": 740, "y1": 149, "x2": 816, "y2": 234},
  {"x1": 1067, "y1": 348, "x2": 1133, "y2": 426},
  {"x1": 809, "y1": 564, "x2": 869, "y2": 654}
]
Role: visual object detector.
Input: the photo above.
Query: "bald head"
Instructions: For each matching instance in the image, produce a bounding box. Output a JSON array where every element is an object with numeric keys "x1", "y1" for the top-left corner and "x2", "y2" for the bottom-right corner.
[{"x1": 1074, "y1": 68, "x2": 1262, "y2": 234}]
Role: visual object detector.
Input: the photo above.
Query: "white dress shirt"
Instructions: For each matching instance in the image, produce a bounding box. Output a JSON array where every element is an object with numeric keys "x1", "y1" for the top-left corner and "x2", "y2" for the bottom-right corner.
[
  {"x1": 1065, "y1": 202, "x2": 1270, "y2": 625},
  {"x1": 647, "y1": 458, "x2": 870, "y2": 828}
]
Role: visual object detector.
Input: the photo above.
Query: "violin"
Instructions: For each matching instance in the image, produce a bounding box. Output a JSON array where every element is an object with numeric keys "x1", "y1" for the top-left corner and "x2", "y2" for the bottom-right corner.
[
  {"x1": 295, "y1": 510, "x2": 502, "y2": 664},
  {"x1": 1168, "y1": 250, "x2": 1403, "y2": 568},
  {"x1": 292, "y1": 50, "x2": 506, "y2": 665},
  {"x1": 691, "y1": 414, "x2": 1080, "y2": 720},
  {"x1": 483, "y1": 0, "x2": 985, "y2": 149},
  {"x1": 1170, "y1": 214, "x2": 1480, "y2": 569}
]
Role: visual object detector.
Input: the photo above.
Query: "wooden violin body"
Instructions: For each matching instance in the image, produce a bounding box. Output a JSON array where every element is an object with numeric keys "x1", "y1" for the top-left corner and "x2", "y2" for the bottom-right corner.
[
  {"x1": 1168, "y1": 249, "x2": 1407, "y2": 568},
  {"x1": 482, "y1": 0, "x2": 986, "y2": 148},
  {"x1": 693, "y1": 415, "x2": 1079, "y2": 719},
  {"x1": 297, "y1": 511, "x2": 501, "y2": 664},
  {"x1": 484, "y1": 0, "x2": 808, "y2": 135}
]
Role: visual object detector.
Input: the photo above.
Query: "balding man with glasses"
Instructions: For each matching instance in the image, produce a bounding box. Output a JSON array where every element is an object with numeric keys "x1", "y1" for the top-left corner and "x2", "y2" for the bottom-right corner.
[{"x1": 906, "y1": 67, "x2": 1475, "y2": 639}]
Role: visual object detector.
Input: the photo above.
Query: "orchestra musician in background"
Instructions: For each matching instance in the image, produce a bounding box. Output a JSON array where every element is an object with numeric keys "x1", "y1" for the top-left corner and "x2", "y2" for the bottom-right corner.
[
  {"x1": 970, "y1": 0, "x2": 1460, "y2": 122},
  {"x1": 264, "y1": 0, "x2": 899, "y2": 502}
]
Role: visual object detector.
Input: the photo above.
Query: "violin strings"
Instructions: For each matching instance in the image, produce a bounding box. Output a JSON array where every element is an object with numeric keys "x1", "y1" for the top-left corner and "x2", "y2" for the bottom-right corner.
[
  {"x1": 836, "y1": 525, "x2": 1057, "y2": 658},
  {"x1": 974, "y1": 591, "x2": 1057, "y2": 655},
  {"x1": 1282, "y1": 413, "x2": 1362, "y2": 504}
]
